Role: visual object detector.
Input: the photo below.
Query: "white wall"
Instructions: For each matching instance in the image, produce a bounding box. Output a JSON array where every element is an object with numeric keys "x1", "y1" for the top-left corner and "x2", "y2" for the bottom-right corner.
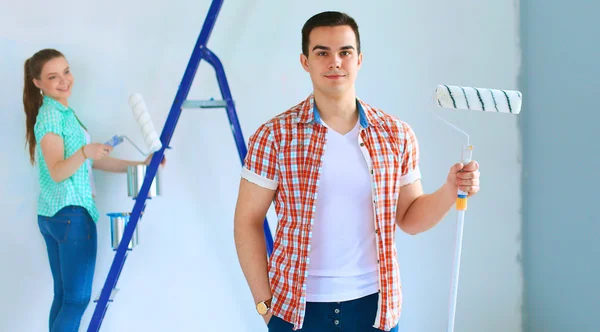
[{"x1": 0, "y1": 1, "x2": 522, "y2": 331}]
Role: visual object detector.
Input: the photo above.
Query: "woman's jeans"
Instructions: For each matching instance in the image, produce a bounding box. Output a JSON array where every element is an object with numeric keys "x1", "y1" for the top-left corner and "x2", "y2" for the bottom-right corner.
[
  {"x1": 267, "y1": 292, "x2": 399, "y2": 331},
  {"x1": 38, "y1": 205, "x2": 97, "y2": 332}
]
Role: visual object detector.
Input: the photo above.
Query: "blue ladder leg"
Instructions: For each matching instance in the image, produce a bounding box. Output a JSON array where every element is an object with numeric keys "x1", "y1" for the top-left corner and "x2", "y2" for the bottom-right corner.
[{"x1": 201, "y1": 47, "x2": 274, "y2": 256}]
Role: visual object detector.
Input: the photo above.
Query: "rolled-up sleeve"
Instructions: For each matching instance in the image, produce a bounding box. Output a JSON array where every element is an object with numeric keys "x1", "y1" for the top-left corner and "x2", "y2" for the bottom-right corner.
[
  {"x1": 399, "y1": 122, "x2": 421, "y2": 186},
  {"x1": 241, "y1": 123, "x2": 279, "y2": 190}
]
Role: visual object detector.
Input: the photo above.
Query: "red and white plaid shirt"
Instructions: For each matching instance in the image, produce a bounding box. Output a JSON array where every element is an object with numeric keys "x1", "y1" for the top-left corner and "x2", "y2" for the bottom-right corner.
[{"x1": 242, "y1": 94, "x2": 421, "y2": 331}]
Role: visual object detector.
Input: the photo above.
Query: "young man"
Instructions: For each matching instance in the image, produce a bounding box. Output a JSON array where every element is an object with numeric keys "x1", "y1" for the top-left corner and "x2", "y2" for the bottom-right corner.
[{"x1": 233, "y1": 11, "x2": 480, "y2": 332}]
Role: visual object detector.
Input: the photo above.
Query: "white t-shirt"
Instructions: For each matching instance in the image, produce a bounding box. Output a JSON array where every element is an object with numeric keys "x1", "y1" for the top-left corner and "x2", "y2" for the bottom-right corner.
[
  {"x1": 305, "y1": 119, "x2": 380, "y2": 302},
  {"x1": 82, "y1": 129, "x2": 97, "y2": 197}
]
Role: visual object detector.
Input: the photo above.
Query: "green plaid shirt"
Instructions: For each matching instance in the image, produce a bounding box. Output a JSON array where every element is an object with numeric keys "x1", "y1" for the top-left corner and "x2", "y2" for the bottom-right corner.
[{"x1": 34, "y1": 96, "x2": 99, "y2": 222}]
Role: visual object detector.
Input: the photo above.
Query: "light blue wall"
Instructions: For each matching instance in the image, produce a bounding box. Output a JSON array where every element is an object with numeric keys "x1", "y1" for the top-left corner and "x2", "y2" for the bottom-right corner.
[{"x1": 521, "y1": 1, "x2": 600, "y2": 331}]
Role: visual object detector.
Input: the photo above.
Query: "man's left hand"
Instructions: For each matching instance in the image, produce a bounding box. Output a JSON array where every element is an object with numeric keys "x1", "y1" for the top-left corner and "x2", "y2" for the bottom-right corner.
[{"x1": 447, "y1": 161, "x2": 480, "y2": 198}]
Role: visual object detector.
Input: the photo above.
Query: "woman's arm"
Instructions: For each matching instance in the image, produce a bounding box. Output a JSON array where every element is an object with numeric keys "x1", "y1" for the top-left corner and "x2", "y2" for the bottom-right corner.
[
  {"x1": 40, "y1": 134, "x2": 112, "y2": 182},
  {"x1": 92, "y1": 156, "x2": 144, "y2": 173},
  {"x1": 92, "y1": 154, "x2": 166, "y2": 173},
  {"x1": 41, "y1": 134, "x2": 87, "y2": 182}
]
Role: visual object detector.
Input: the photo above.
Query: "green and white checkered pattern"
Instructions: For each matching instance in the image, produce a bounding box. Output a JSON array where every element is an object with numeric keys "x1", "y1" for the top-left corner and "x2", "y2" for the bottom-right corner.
[{"x1": 34, "y1": 95, "x2": 99, "y2": 222}]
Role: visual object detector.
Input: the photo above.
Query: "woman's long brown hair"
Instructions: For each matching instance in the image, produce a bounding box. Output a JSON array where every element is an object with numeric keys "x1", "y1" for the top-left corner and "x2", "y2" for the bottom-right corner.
[{"x1": 23, "y1": 49, "x2": 64, "y2": 165}]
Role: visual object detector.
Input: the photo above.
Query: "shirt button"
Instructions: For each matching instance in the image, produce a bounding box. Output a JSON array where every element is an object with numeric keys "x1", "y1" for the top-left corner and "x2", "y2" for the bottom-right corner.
[
  {"x1": 334, "y1": 320, "x2": 340, "y2": 325},
  {"x1": 360, "y1": 143, "x2": 365, "y2": 147},
  {"x1": 334, "y1": 309, "x2": 340, "y2": 314}
]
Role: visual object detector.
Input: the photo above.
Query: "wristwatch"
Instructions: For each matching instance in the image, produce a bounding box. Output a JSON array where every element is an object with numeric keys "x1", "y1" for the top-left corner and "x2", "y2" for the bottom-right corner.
[{"x1": 256, "y1": 298, "x2": 272, "y2": 315}]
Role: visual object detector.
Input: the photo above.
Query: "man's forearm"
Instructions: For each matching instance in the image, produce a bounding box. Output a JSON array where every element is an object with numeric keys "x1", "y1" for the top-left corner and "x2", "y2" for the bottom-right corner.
[
  {"x1": 234, "y1": 223, "x2": 272, "y2": 306},
  {"x1": 398, "y1": 182, "x2": 456, "y2": 235}
]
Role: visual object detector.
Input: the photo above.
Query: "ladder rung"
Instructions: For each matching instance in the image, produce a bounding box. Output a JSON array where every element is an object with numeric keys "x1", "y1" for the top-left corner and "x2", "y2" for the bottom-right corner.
[
  {"x1": 94, "y1": 288, "x2": 119, "y2": 303},
  {"x1": 182, "y1": 99, "x2": 228, "y2": 108}
]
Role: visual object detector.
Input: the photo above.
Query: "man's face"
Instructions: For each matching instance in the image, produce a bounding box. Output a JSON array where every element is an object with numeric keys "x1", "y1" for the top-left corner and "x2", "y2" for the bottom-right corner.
[{"x1": 300, "y1": 25, "x2": 362, "y2": 97}]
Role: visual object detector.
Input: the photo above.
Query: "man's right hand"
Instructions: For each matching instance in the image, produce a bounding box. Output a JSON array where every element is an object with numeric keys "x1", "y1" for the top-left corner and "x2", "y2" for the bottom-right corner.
[
  {"x1": 263, "y1": 311, "x2": 273, "y2": 326},
  {"x1": 233, "y1": 177, "x2": 277, "y2": 328}
]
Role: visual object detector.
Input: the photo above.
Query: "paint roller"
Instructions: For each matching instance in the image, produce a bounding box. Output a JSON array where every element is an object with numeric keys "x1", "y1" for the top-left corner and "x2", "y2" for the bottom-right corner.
[
  {"x1": 436, "y1": 84, "x2": 522, "y2": 114},
  {"x1": 104, "y1": 93, "x2": 163, "y2": 156},
  {"x1": 434, "y1": 84, "x2": 522, "y2": 332}
]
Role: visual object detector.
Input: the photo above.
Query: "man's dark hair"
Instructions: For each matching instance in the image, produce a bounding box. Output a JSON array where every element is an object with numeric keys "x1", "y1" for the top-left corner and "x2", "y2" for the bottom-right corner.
[{"x1": 301, "y1": 11, "x2": 361, "y2": 57}]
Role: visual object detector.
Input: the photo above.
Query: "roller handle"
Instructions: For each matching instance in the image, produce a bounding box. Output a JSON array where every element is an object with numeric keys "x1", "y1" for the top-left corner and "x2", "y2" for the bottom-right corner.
[
  {"x1": 447, "y1": 144, "x2": 473, "y2": 332},
  {"x1": 456, "y1": 145, "x2": 473, "y2": 211},
  {"x1": 104, "y1": 135, "x2": 124, "y2": 148}
]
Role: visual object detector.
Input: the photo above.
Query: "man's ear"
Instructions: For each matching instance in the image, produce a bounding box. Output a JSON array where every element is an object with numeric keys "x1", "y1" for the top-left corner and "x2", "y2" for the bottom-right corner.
[{"x1": 300, "y1": 53, "x2": 310, "y2": 73}]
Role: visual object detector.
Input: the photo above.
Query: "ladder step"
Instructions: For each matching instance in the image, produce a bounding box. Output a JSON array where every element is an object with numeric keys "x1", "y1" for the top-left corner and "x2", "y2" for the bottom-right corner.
[
  {"x1": 94, "y1": 288, "x2": 119, "y2": 303},
  {"x1": 182, "y1": 99, "x2": 228, "y2": 108}
]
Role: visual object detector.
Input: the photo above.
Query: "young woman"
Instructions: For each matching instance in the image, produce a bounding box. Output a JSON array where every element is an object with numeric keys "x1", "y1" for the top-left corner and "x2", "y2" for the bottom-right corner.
[{"x1": 24, "y1": 48, "x2": 164, "y2": 331}]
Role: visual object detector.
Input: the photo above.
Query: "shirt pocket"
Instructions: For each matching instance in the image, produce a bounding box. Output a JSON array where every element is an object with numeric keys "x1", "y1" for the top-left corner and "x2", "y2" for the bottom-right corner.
[{"x1": 372, "y1": 142, "x2": 400, "y2": 178}]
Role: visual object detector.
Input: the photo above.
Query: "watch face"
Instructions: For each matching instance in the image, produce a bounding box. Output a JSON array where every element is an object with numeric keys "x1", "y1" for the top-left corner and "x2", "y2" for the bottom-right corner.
[{"x1": 257, "y1": 302, "x2": 268, "y2": 315}]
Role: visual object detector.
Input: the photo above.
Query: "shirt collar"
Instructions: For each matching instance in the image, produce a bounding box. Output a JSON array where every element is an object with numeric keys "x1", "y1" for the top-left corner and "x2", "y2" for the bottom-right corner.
[
  {"x1": 43, "y1": 95, "x2": 72, "y2": 113},
  {"x1": 295, "y1": 93, "x2": 386, "y2": 128}
]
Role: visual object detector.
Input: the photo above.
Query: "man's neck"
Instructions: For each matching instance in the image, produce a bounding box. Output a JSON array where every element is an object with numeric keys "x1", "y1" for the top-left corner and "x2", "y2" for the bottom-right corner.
[{"x1": 313, "y1": 89, "x2": 358, "y2": 134}]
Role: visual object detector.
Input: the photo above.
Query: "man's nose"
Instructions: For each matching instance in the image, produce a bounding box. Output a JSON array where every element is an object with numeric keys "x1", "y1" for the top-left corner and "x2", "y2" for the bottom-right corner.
[{"x1": 328, "y1": 55, "x2": 342, "y2": 69}]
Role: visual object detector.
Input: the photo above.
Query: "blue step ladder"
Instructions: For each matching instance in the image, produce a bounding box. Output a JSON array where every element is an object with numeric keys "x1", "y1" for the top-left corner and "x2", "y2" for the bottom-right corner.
[{"x1": 87, "y1": 1, "x2": 274, "y2": 330}]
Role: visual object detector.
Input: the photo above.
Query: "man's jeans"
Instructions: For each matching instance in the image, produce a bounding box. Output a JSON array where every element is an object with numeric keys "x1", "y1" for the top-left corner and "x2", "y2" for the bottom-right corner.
[
  {"x1": 267, "y1": 292, "x2": 399, "y2": 331},
  {"x1": 38, "y1": 205, "x2": 97, "y2": 332}
]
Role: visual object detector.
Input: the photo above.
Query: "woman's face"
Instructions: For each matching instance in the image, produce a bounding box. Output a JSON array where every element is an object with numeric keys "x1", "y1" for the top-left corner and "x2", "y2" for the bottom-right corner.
[{"x1": 34, "y1": 56, "x2": 74, "y2": 104}]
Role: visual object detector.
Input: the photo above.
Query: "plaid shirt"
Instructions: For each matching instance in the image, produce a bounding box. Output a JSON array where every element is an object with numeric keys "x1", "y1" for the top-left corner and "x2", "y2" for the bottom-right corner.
[{"x1": 242, "y1": 94, "x2": 421, "y2": 331}]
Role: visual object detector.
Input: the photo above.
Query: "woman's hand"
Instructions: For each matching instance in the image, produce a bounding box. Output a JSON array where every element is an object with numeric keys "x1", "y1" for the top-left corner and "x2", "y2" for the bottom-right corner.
[
  {"x1": 144, "y1": 153, "x2": 166, "y2": 167},
  {"x1": 83, "y1": 143, "x2": 112, "y2": 161}
]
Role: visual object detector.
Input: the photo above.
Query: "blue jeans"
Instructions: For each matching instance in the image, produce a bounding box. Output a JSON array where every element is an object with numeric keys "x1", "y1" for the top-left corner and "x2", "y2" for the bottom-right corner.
[
  {"x1": 38, "y1": 205, "x2": 97, "y2": 332},
  {"x1": 267, "y1": 292, "x2": 399, "y2": 331}
]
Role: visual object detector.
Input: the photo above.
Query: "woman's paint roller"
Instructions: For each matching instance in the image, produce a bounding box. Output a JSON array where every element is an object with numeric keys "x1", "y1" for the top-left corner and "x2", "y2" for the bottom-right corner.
[
  {"x1": 129, "y1": 93, "x2": 162, "y2": 153},
  {"x1": 434, "y1": 84, "x2": 522, "y2": 332},
  {"x1": 435, "y1": 84, "x2": 522, "y2": 114},
  {"x1": 104, "y1": 93, "x2": 162, "y2": 156}
]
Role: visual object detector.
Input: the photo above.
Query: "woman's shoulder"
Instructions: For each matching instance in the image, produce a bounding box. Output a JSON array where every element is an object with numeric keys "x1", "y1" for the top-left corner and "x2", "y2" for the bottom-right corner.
[
  {"x1": 34, "y1": 101, "x2": 68, "y2": 140},
  {"x1": 35, "y1": 104, "x2": 64, "y2": 126},
  {"x1": 39, "y1": 96, "x2": 71, "y2": 116}
]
